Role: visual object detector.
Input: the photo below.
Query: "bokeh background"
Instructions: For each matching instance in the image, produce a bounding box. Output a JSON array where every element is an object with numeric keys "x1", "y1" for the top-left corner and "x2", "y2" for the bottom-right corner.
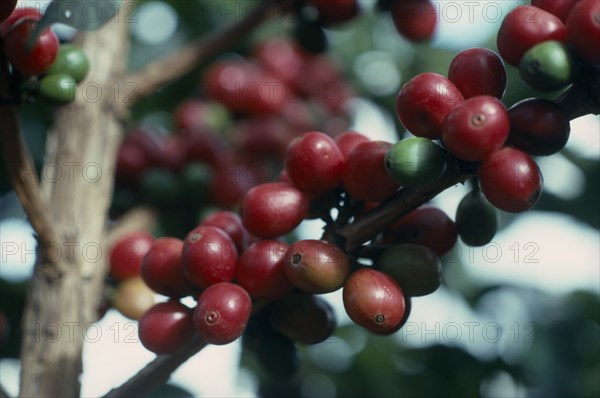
[{"x1": 1, "y1": 0, "x2": 599, "y2": 397}]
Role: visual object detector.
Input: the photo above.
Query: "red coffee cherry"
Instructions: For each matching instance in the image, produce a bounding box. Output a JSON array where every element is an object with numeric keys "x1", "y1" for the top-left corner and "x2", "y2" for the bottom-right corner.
[
  {"x1": 390, "y1": 0, "x2": 437, "y2": 42},
  {"x1": 254, "y1": 37, "x2": 307, "y2": 90},
  {"x1": 396, "y1": 73, "x2": 464, "y2": 139},
  {"x1": 0, "y1": 1, "x2": 18, "y2": 24},
  {"x1": 284, "y1": 239, "x2": 350, "y2": 294},
  {"x1": 496, "y1": 5, "x2": 568, "y2": 66},
  {"x1": 448, "y1": 48, "x2": 507, "y2": 99},
  {"x1": 308, "y1": 0, "x2": 360, "y2": 25},
  {"x1": 566, "y1": 0, "x2": 600, "y2": 65},
  {"x1": 342, "y1": 141, "x2": 400, "y2": 201},
  {"x1": 384, "y1": 206, "x2": 457, "y2": 256},
  {"x1": 109, "y1": 231, "x2": 154, "y2": 281},
  {"x1": 478, "y1": 147, "x2": 543, "y2": 213},
  {"x1": 334, "y1": 130, "x2": 370, "y2": 158},
  {"x1": 343, "y1": 268, "x2": 406, "y2": 334},
  {"x1": 284, "y1": 131, "x2": 345, "y2": 194},
  {"x1": 201, "y1": 210, "x2": 249, "y2": 254},
  {"x1": 270, "y1": 293, "x2": 336, "y2": 345},
  {"x1": 141, "y1": 237, "x2": 196, "y2": 298},
  {"x1": 194, "y1": 282, "x2": 252, "y2": 345},
  {"x1": 240, "y1": 182, "x2": 309, "y2": 239},
  {"x1": 532, "y1": 0, "x2": 580, "y2": 23},
  {"x1": 115, "y1": 143, "x2": 149, "y2": 184},
  {"x1": 138, "y1": 301, "x2": 196, "y2": 355},
  {"x1": 202, "y1": 59, "x2": 289, "y2": 115},
  {"x1": 182, "y1": 225, "x2": 238, "y2": 289},
  {"x1": 236, "y1": 240, "x2": 293, "y2": 300},
  {"x1": 507, "y1": 98, "x2": 570, "y2": 156},
  {"x1": 371, "y1": 296, "x2": 412, "y2": 336},
  {"x1": 0, "y1": 7, "x2": 41, "y2": 36},
  {"x1": 442, "y1": 95, "x2": 510, "y2": 162},
  {"x1": 3, "y1": 19, "x2": 59, "y2": 76}
]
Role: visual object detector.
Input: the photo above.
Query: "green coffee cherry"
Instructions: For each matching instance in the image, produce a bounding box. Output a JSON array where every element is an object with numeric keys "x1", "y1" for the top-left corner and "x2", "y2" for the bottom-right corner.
[
  {"x1": 519, "y1": 40, "x2": 576, "y2": 92},
  {"x1": 39, "y1": 73, "x2": 76, "y2": 104},
  {"x1": 385, "y1": 137, "x2": 447, "y2": 188},
  {"x1": 140, "y1": 168, "x2": 182, "y2": 207},
  {"x1": 377, "y1": 243, "x2": 442, "y2": 297},
  {"x1": 455, "y1": 190, "x2": 498, "y2": 246},
  {"x1": 46, "y1": 44, "x2": 90, "y2": 83}
]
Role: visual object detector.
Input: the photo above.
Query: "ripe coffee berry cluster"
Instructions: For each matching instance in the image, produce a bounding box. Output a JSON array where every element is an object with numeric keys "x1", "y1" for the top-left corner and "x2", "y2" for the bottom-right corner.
[
  {"x1": 1, "y1": 7, "x2": 90, "y2": 104},
  {"x1": 497, "y1": 1, "x2": 600, "y2": 92},
  {"x1": 395, "y1": 46, "x2": 553, "y2": 215},
  {"x1": 113, "y1": 36, "x2": 353, "y2": 236}
]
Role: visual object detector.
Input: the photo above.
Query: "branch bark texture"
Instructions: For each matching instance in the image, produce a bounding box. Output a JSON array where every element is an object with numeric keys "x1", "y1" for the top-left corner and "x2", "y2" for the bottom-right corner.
[{"x1": 18, "y1": 5, "x2": 132, "y2": 397}]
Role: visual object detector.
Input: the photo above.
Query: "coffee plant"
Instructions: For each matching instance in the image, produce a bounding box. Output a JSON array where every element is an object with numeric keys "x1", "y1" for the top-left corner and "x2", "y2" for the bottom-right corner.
[{"x1": 1, "y1": 0, "x2": 599, "y2": 397}]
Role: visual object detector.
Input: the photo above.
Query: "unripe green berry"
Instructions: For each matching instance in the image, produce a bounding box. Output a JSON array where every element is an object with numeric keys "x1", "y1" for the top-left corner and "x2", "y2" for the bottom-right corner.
[
  {"x1": 39, "y1": 73, "x2": 76, "y2": 104},
  {"x1": 519, "y1": 40, "x2": 577, "y2": 92},
  {"x1": 385, "y1": 137, "x2": 447, "y2": 188},
  {"x1": 46, "y1": 44, "x2": 90, "y2": 83}
]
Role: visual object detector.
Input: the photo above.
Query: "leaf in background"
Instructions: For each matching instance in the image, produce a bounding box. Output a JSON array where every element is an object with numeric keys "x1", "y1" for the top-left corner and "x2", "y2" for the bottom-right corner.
[{"x1": 28, "y1": 0, "x2": 122, "y2": 47}]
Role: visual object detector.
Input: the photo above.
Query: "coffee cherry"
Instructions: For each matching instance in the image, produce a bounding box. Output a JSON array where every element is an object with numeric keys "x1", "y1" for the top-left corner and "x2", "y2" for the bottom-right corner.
[
  {"x1": 308, "y1": 0, "x2": 360, "y2": 25},
  {"x1": 0, "y1": 1, "x2": 18, "y2": 24},
  {"x1": 194, "y1": 282, "x2": 252, "y2": 345},
  {"x1": 236, "y1": 240, "x2": 294, "y2": 300},
  {"x1": 115, "y1": 144, "x2": 149, "y2": 184},
  {"x1": 284, "y1": 131, "x2": 345, "y2": 194},
  {"x1": 478, "y1": 147, "x2": 543, "y2": 213},
  {"x1": 442, "y1": 95, "x2": 509, "y2": 162},
  {"x1": 507, "y1": 98, "x2": 570, "y2": 156},
  {"x1": 284, "y1": 239, "x2": 350, "y2": 294},
  {"x1": 343, "y1": 268, "x2": 406, "y2": 333},
  {"x1": 270, "y1": 293, "x2": 336, "y2": 345},
  {"x1": 46, "y1": 44, "x2": 90, "y2": 83},
  {"x1": 448, "y1": 48, "x2": 507, "y2": 99},
  {"x1": 455, "y1": 190, "x2": 498, "y2": 246},
  {"x1": 112, "y1": 277, "x2": 156, "y2": 320},
  {"x1": 39, "y1": 73, "x2": 76, "y2": 104},
  {"x1": 182, "y1": 226, "x2": 238, "y2": 289},
  {"x1": 240, "y1": 182, "x2": 309, "y2": 239},
  {"x1": 371, "y1": 296, "x2": 412, "y2": 336},
  {"x1": 138, "y1": 301, "x2": 196, "y2": 355},
  {"x1": 566, "y1": 0, "x2": 600, "y2": 65},
  {"x1": 496, "y1": 5, "x2": 567, "y2": 66},
  {"x1": 519, "y1": 41, "x2": 576, "y2": 92},
  {"x1": 3, "y1": 19, "x2": 59, "y2": 76},
  {"x1": 140, "y1": 168, "x2": 182, "y2": 207},
  {"x1": 377, "y1": 243, "x2": 442, "y2": 297},
  {"x1": 385, "y1": 137, "x2": 447, "y2": 188},
  {"x1": 334, "y1": 131, "x2": 370, "y2": 158},
  {"x1": 109, "y1": 231, "x2": 154, "y2": 281},
  {"x1": 253, "y1": 326, "x2": 300, "y2": 380},
  {"x1": 396, "y1": 73, "x2": 464, "y2": 139},
  {"x1": 531, "y1": 0, "x2": 579, "y2": 23},
  {"x1": 384, "y1": 206, "x2": 457, "y2": 256},
  {"x1": 141, "y1": 237, "x2": 196, "y2": 298},
  {"x1": 174, "y1": 100, "x2": 230, "y2": 134},
  {"x1": 390, "y1": 0, "x2": 437, "y2": 42},
  {"x1": 181, "y1": 161, "x2": 212, "y2": 200},
  {"x1": 343, "y1": 141, "x2": 400, "y2": 201},
  {"x1": 0, "y1": 7, "x2": 41, "y2": 37},
  {"x1": 201, "y1": 210, "x2": 248, "y2": 254}
]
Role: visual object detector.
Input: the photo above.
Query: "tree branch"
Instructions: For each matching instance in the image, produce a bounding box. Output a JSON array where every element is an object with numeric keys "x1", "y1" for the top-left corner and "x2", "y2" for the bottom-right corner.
[
  {"x1": 102, "y1": 336, "x2": 207, "y2": 398},
  {"x1": 118, "y1": 0, "x2": 290, "y2": 108},
  {"x1": 0, "y1": 38, "x2": 57, "y2": 257}
]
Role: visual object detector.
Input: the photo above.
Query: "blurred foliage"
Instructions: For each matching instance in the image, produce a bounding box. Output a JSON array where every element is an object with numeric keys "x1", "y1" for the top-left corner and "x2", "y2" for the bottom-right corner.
[{"x1": 0, "y1": 1, "x2": 598, "y2": 397}]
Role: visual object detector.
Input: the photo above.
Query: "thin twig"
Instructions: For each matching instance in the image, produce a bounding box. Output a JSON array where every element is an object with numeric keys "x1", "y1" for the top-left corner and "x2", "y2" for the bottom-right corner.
[
  {"x1": 118, "y1": 0, "x2": 290, "y2": 108},
  {"x1": 0, "y1": 39, "x2": 57, "y2": 256},
  {"x1": 102, "y1": 336, "x2": 206, "y2": 398}
]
